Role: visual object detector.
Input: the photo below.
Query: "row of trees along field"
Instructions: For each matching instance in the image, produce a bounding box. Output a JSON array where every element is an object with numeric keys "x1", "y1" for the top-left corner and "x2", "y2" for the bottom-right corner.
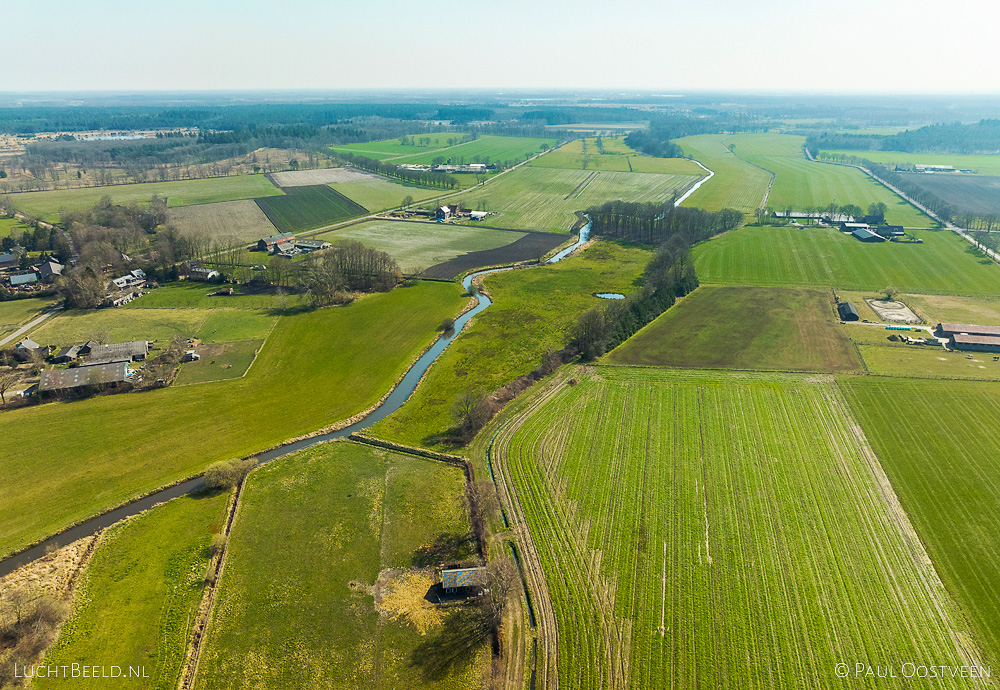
[
  {"x1": 625, "y1": 113, "x2": 771, "y2": 158},
  {"x1": 332, "y1": 152, "x2": 459, "y2": 189},
  {"x1": 806, "y1": 119, "x2": 1000, "y2": 154},
  {"x1": 299, "y1": 241, "x2": 400, "y2": 307},
  {"x1": 568, "y1": 202, "x2": 742, "y2": 359}
]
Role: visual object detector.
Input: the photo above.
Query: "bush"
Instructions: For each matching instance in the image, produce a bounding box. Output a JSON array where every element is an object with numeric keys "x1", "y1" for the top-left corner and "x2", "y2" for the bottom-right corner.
[{"x1": 204, "y1": 457, "x2": 257, "y2": 489}]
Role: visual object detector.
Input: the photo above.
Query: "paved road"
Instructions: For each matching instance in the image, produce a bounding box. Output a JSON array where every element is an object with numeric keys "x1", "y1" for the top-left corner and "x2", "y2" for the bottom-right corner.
[{"x1": 0, "y1": 307, "x2": 61, "y2": 347}]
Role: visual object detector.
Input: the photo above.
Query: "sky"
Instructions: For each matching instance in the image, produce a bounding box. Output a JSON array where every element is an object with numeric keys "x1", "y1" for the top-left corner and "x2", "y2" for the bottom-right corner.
[{"x1": 4, "y1": 0, "x2": 997, "y2": 94}]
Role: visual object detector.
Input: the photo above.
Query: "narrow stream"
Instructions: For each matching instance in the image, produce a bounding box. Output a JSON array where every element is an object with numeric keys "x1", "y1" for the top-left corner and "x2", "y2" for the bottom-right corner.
[{"x1": 0, "y1": 223, "x2": 594, "y2": 577}]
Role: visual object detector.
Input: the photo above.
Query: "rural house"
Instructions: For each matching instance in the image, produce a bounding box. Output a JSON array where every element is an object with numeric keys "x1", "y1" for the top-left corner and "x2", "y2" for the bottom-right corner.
[
  {"x1": 37, "y1": 259, "x2": 64, "y2": 282},
  {"x1": 258, "y1": 233, "x2": 296, "y2": 251}
]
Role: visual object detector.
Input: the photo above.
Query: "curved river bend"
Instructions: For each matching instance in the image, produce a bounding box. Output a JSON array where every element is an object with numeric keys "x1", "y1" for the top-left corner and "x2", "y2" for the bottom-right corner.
[{"x1": 0, "y1": 224, "x2": 593, "y2": 577}]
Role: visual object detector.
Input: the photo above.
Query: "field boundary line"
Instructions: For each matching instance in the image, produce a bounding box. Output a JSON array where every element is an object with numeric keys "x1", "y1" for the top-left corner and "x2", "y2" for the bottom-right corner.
[{"x1": 723, "y1": 137, "x2": 775, "y2": 209}]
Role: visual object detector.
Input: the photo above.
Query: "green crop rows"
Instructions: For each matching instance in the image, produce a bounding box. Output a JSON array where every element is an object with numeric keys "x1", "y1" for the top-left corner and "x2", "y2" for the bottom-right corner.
[
  {"x1": 492, "y1": 368, "x2": 985, "y2": 689},
  {"x1": 255, "y1": 184, "x2": 366, "y2": 232}
]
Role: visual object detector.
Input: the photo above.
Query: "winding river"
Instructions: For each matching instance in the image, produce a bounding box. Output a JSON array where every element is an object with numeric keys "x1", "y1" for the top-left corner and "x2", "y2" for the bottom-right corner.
[{"x1": 0, "y1": 223, "x2": 594, "y2": 577}]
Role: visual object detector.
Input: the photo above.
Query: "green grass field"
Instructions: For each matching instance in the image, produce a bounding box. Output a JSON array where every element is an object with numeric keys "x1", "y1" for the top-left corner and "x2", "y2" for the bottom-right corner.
[
  {"x1": 903, "y1": 293, "x2": 1000, "y2": 325},
  {"x1": 315, "y1": 220, "x2": 525, "y2": 274},
  {"x1": 330, "y1": 178, "x2": 443, "y2": 212},
  {"x1": 856, "y1": 343, "x2": 1000, "y2": 380},
  {"x1": 450, "y1": 167, "x2": 700, "y2": 233},
  {"x1": 166, "y1": 200, "x2": 278, "y2": 243},
  {"x1": 529, "y1": 138, "x2": 704, "y2": 176},
  {"x1": 194, "y1": 442, "x2": 481, "y2": 689},
  {"x1": 605, "y1": 286, "x2": 860, "y2": 372},
  {"x1": 331, "y1": 133, "x2": 470, "y2": 160},
  {"x1": 488, "y1": 368, "x2": 987, "y2": 689},
  {"x1": 0, "y1": 282, "x2": 465, "y2": 558},
  {"x1": 386, "y1": 135, "x2": 557, "y2": 166},
  {"x1": 174, "y1": 340, "x2": 263, "y2": 385},
  {"x1": 841, "y1": 377, "x2": 1000, "y2": 667},
  {"x1": 0, "y1": 216, "x2": 31, "y2": 238},
  {"x1": 820, "y1": 150, "x2": 1000, "y2": 176},
  {"x1": 36, "y1": 490, "x2": 229, "y2": 690},
  {"x1": 29, "y1": 307, "x2": 276, "y2": 345},
  {"x1": 370, "y1": 240, "x2": 652, "y2": 449},
  {"x1": 0, "y1": 296, "x2": 57, "y2": 339},
  {"x1": 11, "y1": 175, "x2": 283, "y2": 221},
  {"x1": 693, "y1": 225, "x2": 1000, "y2": 296},
  {"x1": 725, "y1": 133, "x2": 931, "y2": 227},
  {"x1": 255, "y1": 184, "x2": 366, "y2": 233},
  {"x1": 674, "y1": 134, "x2": 771, "y2": 212},
  {"x1": 125, "y1": 282, "x2": 303, "y2": 311}
]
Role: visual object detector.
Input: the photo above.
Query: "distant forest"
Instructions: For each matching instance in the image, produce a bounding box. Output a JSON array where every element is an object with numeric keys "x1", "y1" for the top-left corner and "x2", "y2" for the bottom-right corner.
[
  {"x1": 806, "y1": 120, "x2": 1000, "y2": 155},
  {"x1": 625, "y1": 113, "x2": 769, "y2": 158}
]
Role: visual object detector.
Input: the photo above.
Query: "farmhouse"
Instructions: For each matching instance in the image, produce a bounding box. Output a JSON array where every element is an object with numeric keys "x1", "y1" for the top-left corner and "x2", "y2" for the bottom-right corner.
[
  {"x1": 440, "y1": 567, "x2": 486, "y2": 596},
  {"x1": 81, "y1": 340, "x2": 149, "y2": 365},
  {"x1": 950, "y1": 333, "x2": 1000, "y2": 352},
  {"x1": 272, "y1": 242, "x2": 300, "y2": 257},
  {"x1": 937, "y1": 323, "x2": 1000, "y2": 338},
  {"x1": 36, "y1": 259, "x2": 64, "y2": 282},
  {"x1": 14, "y1": 338, "x2": 42, "y2": 360},
  {"x1": 258, "y1": 232, "x2": 296, "y2": 251},
  {"x1": 875, "y1": 225, "x2": 905, "y2": 238},
  {"x1": 837, "y1": 302, "x2": 860, "y2": 321},
  {"x1": 852, "y1": 228, "x2": 885, "y2": 242},
  {"x1": 38, "y1": 362, "x2": 132, "y2": 399},
  {"x1": 436, "y1": 205, "x2": 453, "y2": 221}
]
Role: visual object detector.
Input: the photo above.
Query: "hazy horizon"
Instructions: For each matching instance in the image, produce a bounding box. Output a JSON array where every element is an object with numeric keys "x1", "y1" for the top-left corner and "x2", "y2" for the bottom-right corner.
[{"x1": 7, "y1": 0, "x2": 995, "y2": 94}]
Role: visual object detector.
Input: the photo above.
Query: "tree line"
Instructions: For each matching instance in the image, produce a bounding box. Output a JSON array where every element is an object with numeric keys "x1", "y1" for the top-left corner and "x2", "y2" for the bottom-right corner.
[
  {"x1": 585, "y1": 200, "x2": 742, "y2": 245},
  {"x1": 625, "y1": 113, "x2": 770, "y2": 158},
  {"x1": 333, "y1": 152, "x2": 459, "y2": 189},
  {"x1": 806, "y1": 120, "x2": 1000, "y2": 155},
  {"x1": 300, "y1": 241, "x2": 400, "y2": 307}
]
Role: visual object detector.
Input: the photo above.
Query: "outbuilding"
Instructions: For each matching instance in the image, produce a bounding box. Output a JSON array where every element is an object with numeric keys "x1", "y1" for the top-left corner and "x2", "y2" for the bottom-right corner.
[
  {"x1": 950, "y1": 334, "x2": 1000, "y2": 352},
  {"x1": 937, "y1": 323, "x2": 1000, "y2": 338},
  {"x1": 852, "y1": 228, "x2": 885, "y2": 242},
  {"x1": 38, "y1": 362, "x2": 132, "y2": 399},
  {"x1": 440, "y1": 567, "x2": 486, "y2": 596},
  {"x1": 837, "y1": 302, "x2": 860, "y2": 321},
  {"x1": 257, "y1": 233, "x2": 296, "y2": 251}
]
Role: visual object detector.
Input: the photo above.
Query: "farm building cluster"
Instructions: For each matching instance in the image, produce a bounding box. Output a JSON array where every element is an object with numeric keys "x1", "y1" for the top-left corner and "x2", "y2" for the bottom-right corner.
[
  {"x1": 838, "y1": 221, "x2": 908, "y2": 243},
  {"x1": 10, "y1": 338, "x2": 150, "y2": 399},
  {"x1": 938, "y1": 323, "x2": 1000, "y2": 353},
  {"x1": 257, "y1": 233, "x2": 331, "y2": 257},
  {"x1": 1, "y1": 255, "x2": 64, "y2": 293}
]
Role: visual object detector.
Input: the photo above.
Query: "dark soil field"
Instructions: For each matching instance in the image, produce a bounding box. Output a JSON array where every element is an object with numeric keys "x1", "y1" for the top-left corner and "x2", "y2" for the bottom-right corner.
[
  {"x1": 605, "y1": 285, "x2": 861, "y2": 372},
  {"x1": 899, "y1": 173, "x2": 1000, "y2": 215},
  {"x1": 421, "y1": 230, "x2": 567, "y2": 279},
  {"x1": 254, "y1": 184, "x2": 366, "y2": 232}
]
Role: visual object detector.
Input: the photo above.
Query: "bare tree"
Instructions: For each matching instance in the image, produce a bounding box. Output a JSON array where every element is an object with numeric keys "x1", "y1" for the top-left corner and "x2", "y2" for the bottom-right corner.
[{"x1": 0, "y1": 367, "x2": 24, "y2": 404}]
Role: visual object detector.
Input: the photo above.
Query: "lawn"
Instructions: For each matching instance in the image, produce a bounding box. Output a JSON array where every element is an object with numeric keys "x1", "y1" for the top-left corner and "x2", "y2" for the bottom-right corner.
[
  {"x1": 330, "y1": 178, "x2": 444, "y2": 213},
  {"x1": 370, "y1": 239, "x2": 652, "y2": 449},
  {"x1": 529, "y1": 138, "x2": 704, "y2": 176},
  {"x1": 0, "y1": 281, "x2": 465, "y2": 558},
  {"x1": 315, "y1": 220, "x2": 526, "y2": 274},
  {"x1": 194, "y1": 441, "x2": 481, "y2": 689},
  {"x1": 11, "y1": 175, "x2": 282, "y2": 221},
  {"x1": 904, "y1": 293, "x2": 1000, "y2": 325},
  {"x1": 724, "y1": 133, "x2": 931, "y2": 227},
  {"x1": 36, "y1": 490, "x2": 229, "y2": 690},
  {"x1": 28, "y1": 307, "x2": 276, "y2": 346},
  {"x1": 450, "y1": 166, "x2": 700, "y2": 233},
  {"x1": 173, "y1": 340, "x2": 263, "y2": 385},
  {"x1": 386, "y1": 135, "x2": 557, "y2": 166},
  {"x1": 674, "y1": 134, "x2": 772, "y2": 212},
  {"x1": 166, "y1": 200, "x2": 278, "y2": 243},
  {"x1": 693, "y1": 224, "x2": 1000, "y2": 296},
  {"x1": 126, "y1": 282, "x2": 303, "y2": 311},
  {"x1": 255, "y1": 184, "x2": 366, "y2": 233},
  {"x1": 820, "y1": 150, "x2": 1000, "y2": 176},
  {"x1": 857, "y1": 343, "x2": 1000, "y2": 380},
  {"x1": 0, "y1": 296, "x2": 57, "y2": 339},
  {"x1": 605, "y1": 286, "x2": 860, "y2": 372},
  {"x1": 483, "y1": 368, "x2": 987, "y2": 689},
  {"x1": 841, "y1": 376, "x2": 1000, "y2": 667},
  {"x1": 332, "y1": 133, "x2": 471, "y2": 160},
  {"x1": 0, "y1": 216, "x2": 31, "y2": 238}
]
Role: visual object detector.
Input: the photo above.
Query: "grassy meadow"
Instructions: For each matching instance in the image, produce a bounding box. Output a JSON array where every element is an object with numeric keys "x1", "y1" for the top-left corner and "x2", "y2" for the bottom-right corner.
[
  {"x1": 605, "y1": 286, "x2": 860, "y2": 372},
  {"x1": 370, "y1": 239, "x2": 652, "y2": 448},
  {"x1": 316, "y1": 220, "x2": 526, "y2": 274},
  {"x1": 856, "y1": 343, "x2": 1000, "y2": 380},
  {"x1": 693, "y1": 225, "x2": 1000, "y2": 296},
  {"x1": 255, "y1": 184, "x2": 366, "y2": 233},
  {"x1": 330, "y1": 178, "x2": 443, "y2": 212},
  {"x1": 194, "y1": 442, "x2": 481, "y2": 689},
  {"x1": 0, "y1": 281, "x2": 465, "y2": 558},
  {"x1": 173, "y1": 339, "x2": 264, "y2": 385},
  {"x1": 820, "y1": 150, "x2": 1000, "y2": 176},
  {"x1": 451, "y1": 166, "x2": 699, "y2": 233},
  {"x1": 124, "y1": 282, "x2": 303, "y2": 310},
  {"x1": 0, "y1": 216, "x2": 31, "y2": 238},
  {"x1": 673, "y1": 134, "x2": 771, "y2": 212},
  {"x1": 12, "y1": 175, "x2": 282, "y2": 221},
  {"x1": 842, "y1": 377, "x2": 1000, "y2": 667},
  {"x1": 529, "y1": 138, "x2": 705, "y2": 176},
  {"x1": 36, "y1": 490, "x2": 230, "y2": 690},
  {"x1": 725, "y1": 133, "x2": 931, "y2": 226},
  {"x1": 331, "y1": 133, "x2": 471, "y2": 160},
  {"x1": 0, "y1": 296, "x2": 57, "y2": 339},
  {"x1": 387, "y1": 135, "x2": 557, "y2": 166},
  {"x1": 487, "y1": 368, "x2": 988, "y2": 689}
]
